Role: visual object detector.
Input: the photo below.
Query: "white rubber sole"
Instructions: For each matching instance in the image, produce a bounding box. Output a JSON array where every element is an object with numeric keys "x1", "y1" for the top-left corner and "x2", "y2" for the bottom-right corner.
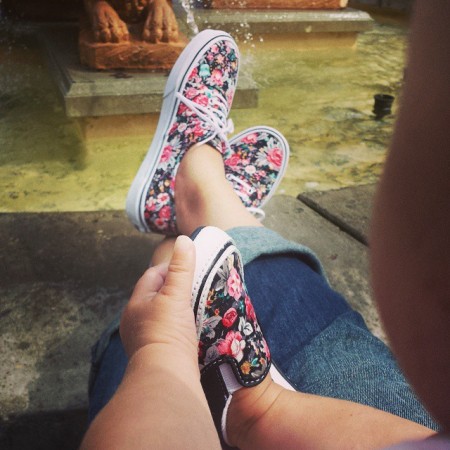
[{"x1": 125, "y1": 30, "x2": 239, "y2": 232}]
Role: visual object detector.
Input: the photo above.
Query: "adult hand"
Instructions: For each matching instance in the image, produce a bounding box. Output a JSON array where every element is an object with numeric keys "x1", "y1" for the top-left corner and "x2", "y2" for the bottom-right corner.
[{"x1": 120, "y1": 235, "x2": 197, "y2": 365}]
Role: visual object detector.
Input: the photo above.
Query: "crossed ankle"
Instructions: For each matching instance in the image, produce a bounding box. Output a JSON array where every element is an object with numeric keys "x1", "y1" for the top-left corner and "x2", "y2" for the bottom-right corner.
[{"x1": 226, "y1": 376, "x2": 284, "y2": 448}]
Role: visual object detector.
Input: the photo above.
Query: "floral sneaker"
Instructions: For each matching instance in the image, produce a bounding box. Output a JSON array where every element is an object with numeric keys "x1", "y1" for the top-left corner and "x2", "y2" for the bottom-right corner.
[
  {"x1": 191, "y1": 226, "x2": 295, "y2": 449},
  {"x1": 225, "y1": 126, "x2": 290, "y2": 220},
  {"x1": 126, "y1": 29, "x2": 239, "y2": 235}
]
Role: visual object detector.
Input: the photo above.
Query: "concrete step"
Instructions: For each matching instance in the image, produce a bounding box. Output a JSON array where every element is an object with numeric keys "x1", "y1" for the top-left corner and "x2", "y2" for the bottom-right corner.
[{"x1": 299, "y1": 183, "x2": 376, "y2": 244}]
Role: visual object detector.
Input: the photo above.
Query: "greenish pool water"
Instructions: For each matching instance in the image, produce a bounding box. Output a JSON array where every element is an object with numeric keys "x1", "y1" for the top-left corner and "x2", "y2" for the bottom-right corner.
[{"x1": 0, "y1": 20, "x2": 407, "y2": 212}]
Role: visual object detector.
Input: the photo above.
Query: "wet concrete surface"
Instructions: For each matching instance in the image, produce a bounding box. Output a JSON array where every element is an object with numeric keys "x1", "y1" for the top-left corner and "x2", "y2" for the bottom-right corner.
[{"x1": 0, "y1": 186, "x2": 380, "y2": 449}]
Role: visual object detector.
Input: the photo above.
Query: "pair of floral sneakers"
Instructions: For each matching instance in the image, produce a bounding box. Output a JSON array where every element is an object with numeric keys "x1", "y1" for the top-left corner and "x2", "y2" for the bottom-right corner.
[
  {"x1": 125, "y1": 30, "x2": 294, "y2": 448},
  {"x1": 126, "y1": 29, "x2": 289, "y2": 235}
]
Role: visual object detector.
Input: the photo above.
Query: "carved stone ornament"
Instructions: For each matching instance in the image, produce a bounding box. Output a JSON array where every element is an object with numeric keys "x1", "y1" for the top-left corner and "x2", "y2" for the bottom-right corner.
[{"x1": 79, "y1": 0, "x2": 186, "y2": 70}]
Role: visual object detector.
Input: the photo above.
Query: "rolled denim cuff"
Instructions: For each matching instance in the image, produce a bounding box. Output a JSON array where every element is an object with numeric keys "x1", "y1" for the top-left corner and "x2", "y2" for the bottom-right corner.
[{"x1": 227, "y1": 226, "x2": 327, "y2": 280}]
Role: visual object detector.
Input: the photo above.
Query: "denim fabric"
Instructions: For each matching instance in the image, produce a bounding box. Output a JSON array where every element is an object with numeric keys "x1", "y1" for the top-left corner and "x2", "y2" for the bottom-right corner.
[
  {"x1": 87, "y1": 227, "x2": 438, "y2": 430},
  {"x1": 243, "y1": 255, "x2": 438, "y2": 430}
]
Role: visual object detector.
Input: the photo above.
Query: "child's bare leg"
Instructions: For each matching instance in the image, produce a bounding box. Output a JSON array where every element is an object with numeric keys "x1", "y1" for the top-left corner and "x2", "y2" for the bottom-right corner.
[{"x1": 175, "y1": 144, "x2": 262, "y2": 236}]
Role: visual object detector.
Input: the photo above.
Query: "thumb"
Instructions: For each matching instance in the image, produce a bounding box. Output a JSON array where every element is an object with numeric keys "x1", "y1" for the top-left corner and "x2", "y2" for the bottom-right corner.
[{"x1": 157, "y1": 235, "x2": 195, "y2": 305}]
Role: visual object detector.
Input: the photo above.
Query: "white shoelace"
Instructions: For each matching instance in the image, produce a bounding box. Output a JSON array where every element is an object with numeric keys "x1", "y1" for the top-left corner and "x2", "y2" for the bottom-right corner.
[
  {"x1": 176, "y1": 90, "x2": 234, "y2": 153},
  {"x1": 177, "y1": 90, "x2": 266, "y2": 221},
  {"x1": 226, "y1": 173, "x2": 266, "y2": 221}
]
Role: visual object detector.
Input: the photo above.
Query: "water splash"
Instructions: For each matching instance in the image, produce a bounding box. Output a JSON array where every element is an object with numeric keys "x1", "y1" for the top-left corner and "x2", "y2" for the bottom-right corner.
[{"x1": 179, "y1": 0, "x2": 199, "y2": 36}]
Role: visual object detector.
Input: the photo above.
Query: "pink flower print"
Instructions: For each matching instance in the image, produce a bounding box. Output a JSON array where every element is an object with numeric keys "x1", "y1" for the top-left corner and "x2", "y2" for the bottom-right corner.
[
  {"x1": 185, "y1": 87, "x2": 198, "y2": 99},
  {"x1": 193, "y1": 122, "x2": 205, "y2": 138},
  {"x1": 211, "y1": 44, "x2": 219, "y2": 53},
  {"x1": 217, "y1": 331, "x2": 245, "y2": 362},
  {"x1": 225, "y1": 154, "x2": 240, "y2": 169},
  {"x1": 210, "y1": 69, "x2": 223, "y2": 86},
  {"x1": 227, "y1": 267, "x2": 242, "y2": 300},
  {"x1": 159, "y1": 205, "x2": 171, "y2": 220},
  {"x1": 145, "y1": 197, "x2": 156, "y2": 212},
  {"x1": 267, "y1": 147, "x2": 283, "y2": 169},
  {"x1": 177, "y1": 122, "x2": 187, "y2": 133},
  {"x1": 189, "y1": 67, "x2": 198, "y2": 79},
  {"x1": 245, "y1": 165, "x2": 256, "y2": 175},
  {"x1": 195, "y1": 94, "x2": 209, "y2": 107},
  {"x1": 161, "y1": 145, "x2": 172, "y2": 162},
  {"x1": 222, "y1": 307, "x2": 238, "y2": 328},
  {"x1": 245, "y1": 295, "x2": 256, "y2": 322},
  {"x1": 177, "y1": 103, "x2": 188, "y2": 115},
  {"x1": 157, "y1": 192, "x2": 170, "y2": 204},
  {"x1": 216, "y1": 54, "x2": 224, "y2": 64},
  {"x1": 242, "y1": 133, "x2": 258, "y2": 145},
  {"x1": 207, "y1": 53, "x2": 214, "y2": 61},
  {"x1": 154, "y1": 217, "x2": 166, "y2": 229},
  {"x1": 169, "y1": 121, "x2": 178, "y2": 133}
]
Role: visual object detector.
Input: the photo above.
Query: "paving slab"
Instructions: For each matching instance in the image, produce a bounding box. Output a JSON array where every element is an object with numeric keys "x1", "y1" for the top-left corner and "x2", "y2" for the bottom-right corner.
[
  {"x1": 264, "y1": 195, "x2": 382, "y2": 339},
  {"x1": 0, "y1": 211, "x2": 163, "y2": 288},
  {"x1": 0, "y1": 195, "x2": 382, "y2": 449},
  {"x1": 299, "y1": 183, "x2": 377, "y2": 244}
]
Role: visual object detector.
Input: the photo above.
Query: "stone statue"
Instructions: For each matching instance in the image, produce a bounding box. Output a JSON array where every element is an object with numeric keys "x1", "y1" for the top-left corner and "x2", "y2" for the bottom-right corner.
[
  {"x1": 79, "y1": 0, "x2": 186, "y2": 70},
  {"x1": 83, "y1": 0, "x2": 179, "y2": 44}
]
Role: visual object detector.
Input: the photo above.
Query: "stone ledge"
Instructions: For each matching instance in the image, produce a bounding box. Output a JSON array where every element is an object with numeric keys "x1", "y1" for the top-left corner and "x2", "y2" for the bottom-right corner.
[
  {"x1": 40, "y1": 26, "x2": 258, "y2": 118},
  {"x1": 193, "y1": 8, "x2": 374, "y2": 34}
]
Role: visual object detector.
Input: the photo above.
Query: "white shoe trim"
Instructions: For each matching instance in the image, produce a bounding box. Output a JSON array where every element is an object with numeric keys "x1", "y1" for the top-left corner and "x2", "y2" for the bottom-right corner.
[
  {"x1": 221, "y1": 393, "x2": 234, "y2": 447},
  {"x1": 270, "y1": 362, "x2": 296, "y2": 391},
  {"x1": 191, "y1": 226, "x2": 236, "y2": 336}
]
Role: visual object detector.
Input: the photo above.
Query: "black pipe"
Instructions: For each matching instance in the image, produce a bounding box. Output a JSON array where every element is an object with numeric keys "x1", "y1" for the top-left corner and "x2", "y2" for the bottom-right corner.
[{"x1": 373, "y1": 94, "x2": 394, "y2": 120}]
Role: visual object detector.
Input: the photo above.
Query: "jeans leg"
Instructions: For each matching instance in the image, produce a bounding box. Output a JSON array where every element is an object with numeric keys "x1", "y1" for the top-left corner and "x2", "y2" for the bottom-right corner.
[
  {"x1": 244, "y1": 255, "x2": 439, "y2": 431},
  {"x1": 87, "y1": 250, "x2": 439, "y2": 430},
  {"x1": 88, "y1": 331, "x2": 128, "y2": 424}
]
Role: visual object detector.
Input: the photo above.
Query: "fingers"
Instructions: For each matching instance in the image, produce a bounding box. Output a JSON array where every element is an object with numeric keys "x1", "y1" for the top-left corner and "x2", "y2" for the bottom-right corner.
[
  {"x1": 130, "y1": 263, "x2": 168, "y2": 303},
  {"x1": 157, "y1": 235, "x2": 195, "y2": 305},
  {"x1": 120, "y1": 236, "x2": 196, "y2": 358}
]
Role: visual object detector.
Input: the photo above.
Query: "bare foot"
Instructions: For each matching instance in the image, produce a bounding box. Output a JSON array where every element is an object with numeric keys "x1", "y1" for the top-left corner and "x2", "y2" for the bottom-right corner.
[
  {"x1": 143, "y1": 0, "x2": 179, "y2": 43},
  {"x1": 226, "y1": 376, "x2": 284, "y2": 448}
]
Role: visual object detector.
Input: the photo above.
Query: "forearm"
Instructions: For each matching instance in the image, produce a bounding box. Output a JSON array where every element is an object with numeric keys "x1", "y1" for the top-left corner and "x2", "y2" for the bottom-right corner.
[
  {"x1": 81, "y1": 345, "x2": 220, "y2": 450},
  {"x1": 370, "y1": 0, "x2": 450, "y2": 428}
]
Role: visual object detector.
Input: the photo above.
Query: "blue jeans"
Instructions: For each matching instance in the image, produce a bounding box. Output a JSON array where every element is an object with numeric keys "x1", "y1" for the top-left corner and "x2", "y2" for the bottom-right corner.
[{"x1": 88, "y1": 227, "x2": 438, "y2": 430}]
